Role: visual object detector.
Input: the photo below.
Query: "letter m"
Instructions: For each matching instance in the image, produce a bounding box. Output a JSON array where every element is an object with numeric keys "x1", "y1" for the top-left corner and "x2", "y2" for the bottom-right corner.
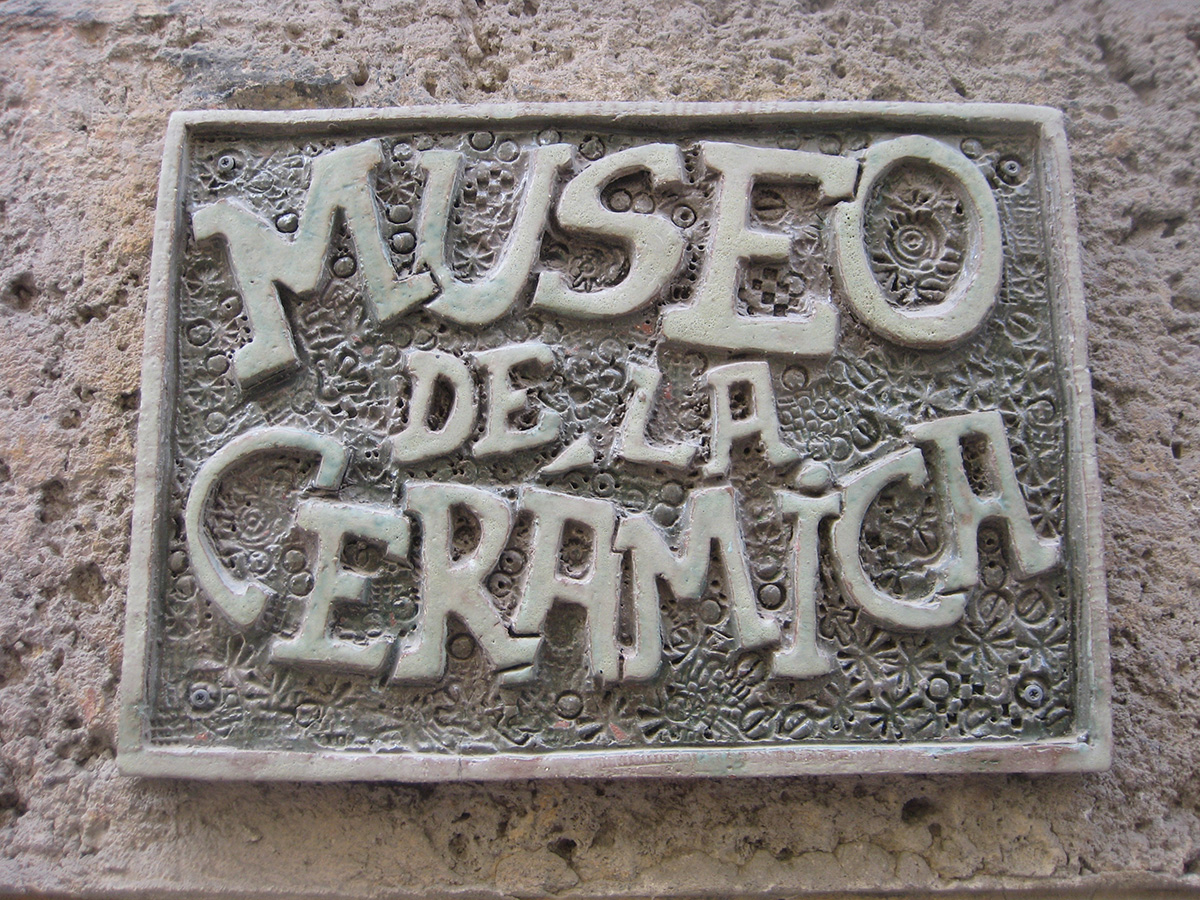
[{"x1": 192, "y1": 140, "x2": 436, "y2": 389}]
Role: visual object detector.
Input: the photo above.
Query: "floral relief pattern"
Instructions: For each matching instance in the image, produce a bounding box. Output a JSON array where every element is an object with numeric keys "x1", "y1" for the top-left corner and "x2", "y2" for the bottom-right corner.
[{"x1": 865, "y1": 164, "x2": 969, "y2": 308}]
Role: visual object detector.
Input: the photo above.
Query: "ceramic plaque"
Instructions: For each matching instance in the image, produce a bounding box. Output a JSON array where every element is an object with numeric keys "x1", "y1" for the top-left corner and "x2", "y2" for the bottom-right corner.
[{"x1": 118, "y1": 103, "x2": 1110, "y2": 780}]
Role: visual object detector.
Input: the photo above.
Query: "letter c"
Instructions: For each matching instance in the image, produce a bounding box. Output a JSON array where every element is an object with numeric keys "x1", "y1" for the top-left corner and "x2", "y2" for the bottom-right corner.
[
  {"x1": 831, "y1": 446, "x2": 967, "y2": 630},
  {"x1": 183, "y1": 427, "x2": 349, "y2": 629}
]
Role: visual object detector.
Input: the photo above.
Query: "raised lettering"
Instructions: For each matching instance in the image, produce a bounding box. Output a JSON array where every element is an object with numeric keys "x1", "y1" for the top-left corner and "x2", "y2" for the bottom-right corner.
[
  {"x1": 393, "y1": 483, "x2": 540, "y2": 681},
  {"x1": 660, "y1": 142, "x2": 858, "y2": 357},
  {"x1": 272, "y1": 499, "x2": 409, "y2": 673},
  {"x1": 614, "y1": 486, "x2": 780, "y2": 681},
  {"x1": 472, "y1": 342, "x2": 561, "y2": 458},
  {"x1": 908, "y1": 410, "x2": 1060, "y2": 587},
  {"x1": 704, "y1": 360, "x2": 800, "y2": 477},
  {"x1": 184, "y1": 427, "x2": 349, "y2": 630},
  {"x1": 831, "y1": 136, "x2": 1002, "y2": 348},
  {"x1": 531, "y1": 143, "x2": 686, "y2": 317},
  {"x1": 509, "y1": 489, "x2": 624, "y2": 684},
  {"x1": 613, "y1": 363, "x2": 698, "y2": 469},
  {"x1": 416, "y1": 144, "x2": 572, "y2": 325},
  {"x1": 193, "y1": 141, "x2": 437, "y2": 388},
  {"x1": 388, "y1": 350, "x2": 476, "y2": 465},
  {"x1": 773, "y1": 489, "x2": 842, "y2": 678},
  {"x1": 832, "y1": 447, "x2": 967, "y2": 630}
]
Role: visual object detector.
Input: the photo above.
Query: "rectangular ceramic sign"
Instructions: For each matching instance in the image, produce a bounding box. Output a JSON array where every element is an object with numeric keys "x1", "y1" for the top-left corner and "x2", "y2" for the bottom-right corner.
[{"x1": 118, "y1": 103, "x2": 1110, "y2": 780}]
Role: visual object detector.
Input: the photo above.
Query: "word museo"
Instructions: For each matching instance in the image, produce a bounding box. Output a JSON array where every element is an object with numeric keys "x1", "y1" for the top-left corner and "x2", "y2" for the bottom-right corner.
[
  {"x1": 186, "y1": 133, "x2": 1055, "y2": 684},
  {"x1": 194, "y1": 134, "x2": 1002, "y2": 389}
]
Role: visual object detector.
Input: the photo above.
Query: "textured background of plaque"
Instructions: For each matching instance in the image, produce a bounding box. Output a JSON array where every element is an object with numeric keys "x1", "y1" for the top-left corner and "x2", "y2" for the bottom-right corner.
[{"x1": 1, "y1": 1, "x2": 1199, "y2": 898}]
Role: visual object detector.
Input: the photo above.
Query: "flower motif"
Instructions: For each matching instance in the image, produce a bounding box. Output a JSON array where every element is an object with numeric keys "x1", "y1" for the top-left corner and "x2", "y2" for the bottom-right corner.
[
  {"x1": 867, "y1": 171, "x2": 968, "y2": 308},
  {"x1": 566, "y1": 244, "x2": 627, "y2": 292}
]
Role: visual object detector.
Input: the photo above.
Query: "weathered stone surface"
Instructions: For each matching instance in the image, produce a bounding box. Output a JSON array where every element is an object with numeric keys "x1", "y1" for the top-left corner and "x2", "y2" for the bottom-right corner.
[{"x1": 1, "y1": 0, "x2": 1198, "y2": 895}]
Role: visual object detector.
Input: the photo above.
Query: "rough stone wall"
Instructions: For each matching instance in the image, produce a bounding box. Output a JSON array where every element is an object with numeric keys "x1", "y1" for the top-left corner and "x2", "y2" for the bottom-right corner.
[{"x1": 0, "y1": 0, "x2": 1198, "y2": 896}]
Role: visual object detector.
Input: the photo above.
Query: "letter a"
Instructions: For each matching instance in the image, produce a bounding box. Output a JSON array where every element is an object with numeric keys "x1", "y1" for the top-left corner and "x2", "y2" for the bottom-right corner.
[
  {"x1": 509, "y1": 489, "x2": 624, "y2": 684},
  {"x1": 907, "y1": 410, "x2": 1060, "y2": 588},
  {"x1": 704, "y1": 361, "x2": 800, "y2": 477}
]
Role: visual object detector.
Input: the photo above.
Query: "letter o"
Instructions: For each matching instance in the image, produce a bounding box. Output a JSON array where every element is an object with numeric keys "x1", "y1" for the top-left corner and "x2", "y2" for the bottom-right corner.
[{"x1": 832, "y1": 136, "x2": 1003, "y2": 349}]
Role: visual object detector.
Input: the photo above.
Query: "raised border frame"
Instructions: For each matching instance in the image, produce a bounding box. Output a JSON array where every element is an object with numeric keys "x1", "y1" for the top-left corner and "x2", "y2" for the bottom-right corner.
[{"x1": 117, "y1": 102, "x2": 1111, "y2": 781}]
